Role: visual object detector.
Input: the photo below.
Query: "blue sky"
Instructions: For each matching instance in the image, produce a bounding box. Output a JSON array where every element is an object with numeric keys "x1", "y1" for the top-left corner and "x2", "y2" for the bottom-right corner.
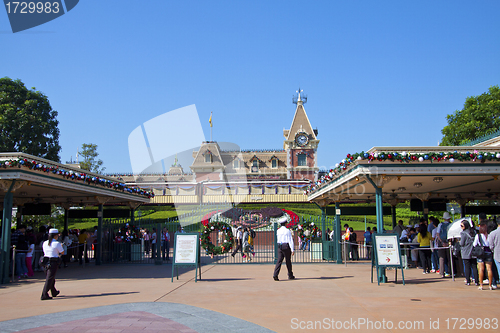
[{"x1": 1, "y1": 0, "x2": 499, "y2": 174}]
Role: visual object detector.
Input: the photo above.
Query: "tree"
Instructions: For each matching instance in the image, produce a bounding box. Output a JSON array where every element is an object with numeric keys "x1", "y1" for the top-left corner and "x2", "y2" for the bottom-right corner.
[
  {"x1": 0, "y1": 77, "x2": 61, "y2": 161},
  {"x1": 79, "y1": 143, "x2": 105, "y2": 173},
  {"x1": 440, "y1": 85, "x2": 500, "y2": 146}
]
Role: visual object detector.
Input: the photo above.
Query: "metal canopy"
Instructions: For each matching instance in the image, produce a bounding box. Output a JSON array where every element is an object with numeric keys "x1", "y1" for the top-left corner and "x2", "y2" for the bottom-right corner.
[
  {"x1": 0, "y1": 152, "x2": 151, "y2": 208},
  {"x1": 308, "y1": 146, "x2": 500, "y2": 205},
  {"x1": 307, "y1": 145, "x2": 500, "y2": 275}
]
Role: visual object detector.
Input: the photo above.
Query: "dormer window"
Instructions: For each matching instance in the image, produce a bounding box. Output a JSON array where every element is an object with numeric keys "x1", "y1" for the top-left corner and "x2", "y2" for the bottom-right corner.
[
  {"x1": 233, "y1": 159, "x2": 240, "y2": 169},
  {"x1": 252, "y1": 160, "x2": 259, "y2": 173},
  {"x1": 249, "y1": 155, "x2": 262, "y2": 173},
  {"x1": 269, "y1": 155, "x2": 279, "y2": 169},
  {"x1": 203, "y1": 149, "x2": 213, "y2": 163}
]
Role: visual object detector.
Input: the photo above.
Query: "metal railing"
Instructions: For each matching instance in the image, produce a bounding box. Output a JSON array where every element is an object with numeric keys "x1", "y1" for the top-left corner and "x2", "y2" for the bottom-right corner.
[{"x1": 99, "y1": 209, "x2": 347, "y2": 264}]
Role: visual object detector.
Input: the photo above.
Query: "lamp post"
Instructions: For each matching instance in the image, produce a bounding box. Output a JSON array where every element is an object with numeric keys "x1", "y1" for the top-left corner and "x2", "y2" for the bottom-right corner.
[{"x1": 450, "y1": 207, "x2": 455, "y2": 221}]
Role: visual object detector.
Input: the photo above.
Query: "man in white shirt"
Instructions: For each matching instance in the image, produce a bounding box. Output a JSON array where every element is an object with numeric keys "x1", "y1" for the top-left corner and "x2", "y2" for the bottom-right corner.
[
  {"x1": 273, "y1": 217, "x2": 295, "y2": 281},
  {"x1": 393, "y1": 220, "x2": 404, "y2": 238},
  {"x1": 231, "y1": 226, "x2": 243, "y2": 258},
  {"x1": 400, "y1": 226, "x2": 411, "y2": 242}
]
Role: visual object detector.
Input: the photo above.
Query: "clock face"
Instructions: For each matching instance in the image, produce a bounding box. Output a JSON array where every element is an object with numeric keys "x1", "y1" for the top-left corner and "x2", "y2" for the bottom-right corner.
[{"x1": 295, "y1": 133, "x2": 309, "y2": 147}]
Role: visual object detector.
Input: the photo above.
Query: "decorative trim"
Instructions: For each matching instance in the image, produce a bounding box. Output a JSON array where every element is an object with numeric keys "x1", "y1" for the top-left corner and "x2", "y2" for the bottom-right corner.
[
  {"x1": 306, "y1": 150, "x2": 500, "y2": 195},
  {"x1": 0, "y1": 158, "x2": 154, "y2": 198}
]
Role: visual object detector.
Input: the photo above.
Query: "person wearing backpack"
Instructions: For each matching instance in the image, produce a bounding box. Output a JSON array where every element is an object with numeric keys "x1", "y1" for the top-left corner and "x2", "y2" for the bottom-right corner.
[{"x1": 436, "y1": 212, "x2": 452, "y2": 277}]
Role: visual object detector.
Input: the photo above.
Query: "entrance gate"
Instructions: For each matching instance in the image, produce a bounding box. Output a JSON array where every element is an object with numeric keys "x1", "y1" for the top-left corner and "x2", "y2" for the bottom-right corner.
[{"x1": 100, "y1": 205, "x2": 369, "y2": 265}]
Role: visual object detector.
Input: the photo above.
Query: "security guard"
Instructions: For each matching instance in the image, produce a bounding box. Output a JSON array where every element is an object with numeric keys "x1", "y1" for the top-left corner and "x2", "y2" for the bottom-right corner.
[
  {"x1": 273, "y1": 216, "x2": 295, "y2": 281},
  {"x1": 41, "y1": 228, "x2": 64, "y2": 300}
]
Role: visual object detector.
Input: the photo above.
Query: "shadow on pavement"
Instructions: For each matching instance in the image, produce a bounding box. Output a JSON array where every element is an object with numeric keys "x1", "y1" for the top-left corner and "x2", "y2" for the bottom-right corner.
[
  {"x1": 57, "y1": 291, "x2": 140, "y2": 299},
  {"x1": 201, "y1": 278, "x2": 254, "y2": 282},
  {"x1": 295, "y1": 275, "x2": 354, "y2": 280}
]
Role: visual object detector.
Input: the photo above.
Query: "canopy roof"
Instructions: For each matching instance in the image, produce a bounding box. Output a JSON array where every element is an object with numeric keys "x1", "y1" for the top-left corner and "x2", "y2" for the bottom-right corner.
[
  {"x1": 307, "y1": 146, "x2": 500, "y2": 206},
  {"x1": 0, "y1": 153, "x2": 152, "y2": 208}
]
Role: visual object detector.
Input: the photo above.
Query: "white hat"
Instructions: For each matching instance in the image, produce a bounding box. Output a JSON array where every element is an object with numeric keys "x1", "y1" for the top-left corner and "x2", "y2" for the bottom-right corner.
[
  {"x1": 443, "y1": 212, "x2": 451, "y2": 220},
  {"x1": 49, "y1": 228, "x2": 59, "y2": 234},
  {"x1": 414, "y1": 224, "x2": 420, "y2": 228},
  {"x1": 278, "y1": 216, "x2": 288, "y2": 224}
]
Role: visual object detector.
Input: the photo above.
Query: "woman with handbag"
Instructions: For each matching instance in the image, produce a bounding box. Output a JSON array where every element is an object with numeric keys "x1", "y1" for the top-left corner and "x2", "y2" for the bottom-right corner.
[
  {"x1": 41, "y1": 228, "x2": 64, "y2": 300},
  {"x1": 460, "y1": 221, "x2": 479, "y2": 286},
  {"x1": 473, "y1": 222, "x2": 496, "y2": 290}
]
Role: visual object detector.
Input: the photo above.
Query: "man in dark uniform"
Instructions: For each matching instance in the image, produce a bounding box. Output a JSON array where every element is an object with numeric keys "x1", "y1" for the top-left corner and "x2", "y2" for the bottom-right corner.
[{"x1": 273, "y1": 216, "x2": 295, "y2": 281}]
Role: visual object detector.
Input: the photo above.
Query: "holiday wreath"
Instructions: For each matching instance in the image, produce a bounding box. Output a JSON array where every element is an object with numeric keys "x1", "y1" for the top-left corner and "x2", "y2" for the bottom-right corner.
[
  {"x1": 200, "y1": 221, "x2": 234, "y2": 256},
  {"x1": 297, "y1": 221, "x2": 319, "y2": 241}
]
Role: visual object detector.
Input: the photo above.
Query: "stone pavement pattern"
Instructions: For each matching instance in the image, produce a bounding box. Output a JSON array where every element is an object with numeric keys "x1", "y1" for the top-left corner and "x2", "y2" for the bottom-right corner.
[
  {"x1": 0, "y1": 262, "x2": 499, "y2": 332},
  {"x1": 16, "y1": 311, "x2": 196, "y2": 333}
]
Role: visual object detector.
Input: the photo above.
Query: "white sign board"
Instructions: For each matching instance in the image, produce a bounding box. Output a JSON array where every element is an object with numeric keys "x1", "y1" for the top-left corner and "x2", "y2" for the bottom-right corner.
[
  {"x1": 174, "y1": 234, "x2": 197, "y2": 264},
  {"x1": 375, "y1": 234, "x2": 401, "y2": 266}
]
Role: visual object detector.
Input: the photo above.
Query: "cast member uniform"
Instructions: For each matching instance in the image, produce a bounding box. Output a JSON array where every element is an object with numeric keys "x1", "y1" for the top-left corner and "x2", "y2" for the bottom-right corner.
[{"x1": 273, "y1": 217, "x2": 295, "y2": 281}]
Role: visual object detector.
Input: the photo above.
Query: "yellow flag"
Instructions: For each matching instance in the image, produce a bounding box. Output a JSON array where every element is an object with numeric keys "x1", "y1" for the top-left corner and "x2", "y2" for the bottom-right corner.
[{"x1": 209, "y1": 112, "x2": 212, "y2": 127}]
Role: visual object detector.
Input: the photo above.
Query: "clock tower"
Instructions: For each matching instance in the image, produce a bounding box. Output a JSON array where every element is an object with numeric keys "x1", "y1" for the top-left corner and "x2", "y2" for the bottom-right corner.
[{"x1": 283, "y1": 89, "x2": 319, "y2": 182}]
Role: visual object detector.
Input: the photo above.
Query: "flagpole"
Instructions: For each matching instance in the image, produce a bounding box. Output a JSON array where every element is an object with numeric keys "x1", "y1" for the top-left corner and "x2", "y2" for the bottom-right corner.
[{"x1": 209, "y1": 112, "x2": 213, "y2": 142}]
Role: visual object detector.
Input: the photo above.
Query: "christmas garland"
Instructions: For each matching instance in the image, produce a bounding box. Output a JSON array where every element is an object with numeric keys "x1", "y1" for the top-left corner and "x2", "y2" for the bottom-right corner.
[
  {"x1": 200, "y1": 221, "x2": 234, "y2": 256},
  {"x1": 296, "y1": 221, "x2": 319, "y2": 241},
  {"x1": 0, "y1": 158, "x2": 154, "y2": 198},
  {"x1": 305, "y1": 150, "x2": 500, "y2": 195}
]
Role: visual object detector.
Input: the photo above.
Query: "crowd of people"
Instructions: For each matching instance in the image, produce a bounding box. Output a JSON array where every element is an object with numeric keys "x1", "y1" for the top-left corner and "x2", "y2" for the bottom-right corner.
[
  {"x1": 393, "y1": 212, "x2": 500, "y2": 290},
  {"x1": 100, "y1": 224, "x2": 193, "y2": 262},
  {"x1": 333, "y1": 212, "x2": 500, "y2": 291},
  {"x1": 7, "y1": 225, "x2": 99, "y2": 279},
  {"x1": 5, "y1": 223, "x2": 189, "y2": 276},
  {"x1": 337, "y1": 224, "x2": 378, "y2": 260},
  {"x1": 137, "y1": 226, "x2": 174, "y2": 260}
]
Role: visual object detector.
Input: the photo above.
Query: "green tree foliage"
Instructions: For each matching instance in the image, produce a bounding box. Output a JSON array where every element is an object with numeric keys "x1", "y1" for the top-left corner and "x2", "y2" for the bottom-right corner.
[
  {"x1": 79, "y1": 143, "x2": 105, "y2": 173},
  {"x1": 0, "y1": 77, "x2": 61, "y2": 161},
  {"x1": 440, "y1": 85, "x2": 500, "y2": 146}
]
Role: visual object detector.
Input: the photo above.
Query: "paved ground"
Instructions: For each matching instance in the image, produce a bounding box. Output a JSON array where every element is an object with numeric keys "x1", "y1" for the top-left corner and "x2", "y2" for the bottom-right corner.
[{"x1": 0, "y1": 261, "x2": 499, "y2": 332}]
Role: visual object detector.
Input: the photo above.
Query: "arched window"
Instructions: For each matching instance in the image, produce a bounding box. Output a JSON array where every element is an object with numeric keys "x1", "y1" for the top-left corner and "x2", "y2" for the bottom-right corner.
[{"x1": 297, "y1": 153, "x2": 306, "y2": 166}]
